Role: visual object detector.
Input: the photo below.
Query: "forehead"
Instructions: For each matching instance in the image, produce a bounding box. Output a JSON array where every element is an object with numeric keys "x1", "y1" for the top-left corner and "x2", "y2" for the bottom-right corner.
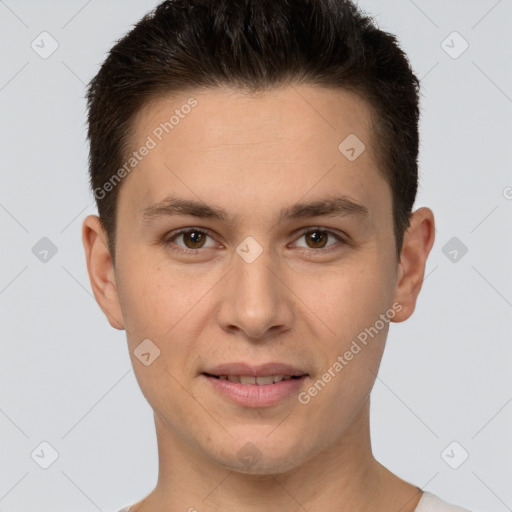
[
  {"x1": 119, "y1": 85, "x2": 390, "y2": 227},
  {"x1": 132, "y1": 85, "x2": 376, "y2": 154}
]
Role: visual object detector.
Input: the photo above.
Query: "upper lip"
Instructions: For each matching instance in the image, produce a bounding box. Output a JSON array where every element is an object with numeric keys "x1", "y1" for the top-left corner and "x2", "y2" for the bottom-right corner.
[{"x1": 203, "y1": 362, "x2": 308, "y2": 377}]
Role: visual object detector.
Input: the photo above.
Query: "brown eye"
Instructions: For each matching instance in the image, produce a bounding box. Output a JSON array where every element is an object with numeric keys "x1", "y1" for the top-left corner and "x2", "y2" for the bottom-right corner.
[
  {"x1": 164, "y1": 228, "x2": 216, "y2": 253},
  {"x1": 305, "y1": 230, "x2": 329, "y2": 249},
  {"x1": 294, "y1": 228, "x2": 343, "y2": 252},
  {"x1": 181, "y1": 230, "x2": 207, "y2": 249}
]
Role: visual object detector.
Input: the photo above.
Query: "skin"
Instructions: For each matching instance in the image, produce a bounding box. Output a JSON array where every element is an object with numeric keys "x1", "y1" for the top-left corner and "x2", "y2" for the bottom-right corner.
[{"x1": 82, "y1": 85, "x2": 435, "y2": 512}]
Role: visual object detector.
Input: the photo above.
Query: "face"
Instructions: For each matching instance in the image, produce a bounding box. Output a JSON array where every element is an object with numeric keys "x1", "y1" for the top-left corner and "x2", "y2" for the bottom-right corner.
[{"x1": 83, "y1": 85, "x2": 432, "y2": 475}]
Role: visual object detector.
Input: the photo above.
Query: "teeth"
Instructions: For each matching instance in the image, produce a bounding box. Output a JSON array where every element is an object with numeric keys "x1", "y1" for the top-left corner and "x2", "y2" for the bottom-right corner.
[
  {"x1": 215, "y1": 375, "x2": 299, "y2": 385},
  {"x1": 256, "y1": 376, "x2": 274, "y2": 385}
]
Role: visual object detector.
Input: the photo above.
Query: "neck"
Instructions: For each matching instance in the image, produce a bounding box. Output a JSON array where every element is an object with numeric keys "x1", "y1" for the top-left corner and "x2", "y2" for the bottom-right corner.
[{"x1": 134, "y1": 399, "x2": 422, "y2": 512}]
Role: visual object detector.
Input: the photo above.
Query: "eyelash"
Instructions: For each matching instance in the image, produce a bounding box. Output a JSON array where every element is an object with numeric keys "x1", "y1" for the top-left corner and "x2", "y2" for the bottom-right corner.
[{"x1": 162, "y1": 227, "x2": 348, "y2": 256}]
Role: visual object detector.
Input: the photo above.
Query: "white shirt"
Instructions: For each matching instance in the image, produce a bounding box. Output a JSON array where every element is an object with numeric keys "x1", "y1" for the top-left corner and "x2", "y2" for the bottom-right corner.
[
  {"x1": 117, "y1": 491, "x2": 473, "y2": 511},
  {"x1": 414, "y1": 491, "x2": 472, "y2": 512}
]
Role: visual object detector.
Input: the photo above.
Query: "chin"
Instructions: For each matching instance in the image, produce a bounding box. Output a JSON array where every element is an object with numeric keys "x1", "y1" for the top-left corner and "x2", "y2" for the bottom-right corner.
[
  {"x1": 221, "y1": 454, "x2": 307, "y2": 476},
  {"x1": 208, "y1": 432, "x2": 313, "y2": 476}
]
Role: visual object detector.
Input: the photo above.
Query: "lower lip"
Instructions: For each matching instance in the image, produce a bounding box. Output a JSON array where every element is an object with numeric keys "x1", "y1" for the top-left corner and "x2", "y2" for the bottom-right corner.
[{"x1": 203, "y1": 374, "x2": 307, "y2": 407}]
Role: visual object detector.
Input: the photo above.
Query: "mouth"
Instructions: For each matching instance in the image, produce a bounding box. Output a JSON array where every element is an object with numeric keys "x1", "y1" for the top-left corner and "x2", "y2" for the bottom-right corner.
[
  {"x1": 203, "y1": 373, "x2": 306, "y2": 385},
  {"x1": 201, "y1": 362, "x2": 309, "y2": 407}
]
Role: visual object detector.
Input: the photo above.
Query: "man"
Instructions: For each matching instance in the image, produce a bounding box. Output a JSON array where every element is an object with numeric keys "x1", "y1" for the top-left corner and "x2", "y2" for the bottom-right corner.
[{"x1": 82, "y1": 1, "x2": 472, "y2": 510}]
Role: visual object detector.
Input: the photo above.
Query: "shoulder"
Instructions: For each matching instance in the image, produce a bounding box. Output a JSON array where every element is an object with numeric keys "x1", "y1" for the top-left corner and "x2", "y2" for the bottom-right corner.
[
  {"x1": 415, "y1": 491, "x2": 474, "y2": 512},
  {"x1": 117, "y1": 493, "x2": 474, "y2": 512}
]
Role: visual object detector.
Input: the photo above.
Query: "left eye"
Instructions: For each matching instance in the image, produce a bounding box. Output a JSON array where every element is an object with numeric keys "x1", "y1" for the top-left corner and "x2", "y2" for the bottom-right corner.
[{"x1": 292, "y1": 228, "x2": 344, "y2": 251}]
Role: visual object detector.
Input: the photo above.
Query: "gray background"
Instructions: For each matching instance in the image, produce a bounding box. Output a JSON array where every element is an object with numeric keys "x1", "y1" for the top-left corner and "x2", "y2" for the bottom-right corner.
[{"x1": 0, "y1": 1, "x2": 511, "y2": 511}]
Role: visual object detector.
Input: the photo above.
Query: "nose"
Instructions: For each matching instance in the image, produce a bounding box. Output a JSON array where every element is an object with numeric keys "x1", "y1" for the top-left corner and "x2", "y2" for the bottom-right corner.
[{"x1": 216, "y1": 240, "x2": 294, "y2": 341}]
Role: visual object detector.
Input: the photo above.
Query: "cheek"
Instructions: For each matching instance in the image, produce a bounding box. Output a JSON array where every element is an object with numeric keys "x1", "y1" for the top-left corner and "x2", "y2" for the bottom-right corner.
[
  {"x1": 309, "y1": 258, "x2": 393, "y2": 398},
  {"x1": 116, "y1": 259, "x2": 200, "y2": 407},
  {"x1": 117, "y1": 253, "x2": 214, "y2": 362},
  {"x1": 115, "y1": 250, "x2": 172, "y2": 341},
  {"x1": 301, "y1": 257, "x2": 392, "y2": 339}
]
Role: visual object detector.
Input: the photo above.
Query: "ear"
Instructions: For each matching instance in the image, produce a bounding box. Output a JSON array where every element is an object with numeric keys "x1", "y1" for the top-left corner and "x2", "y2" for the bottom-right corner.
[
  {"x1": 82, "y1": 215, "x2": 125, "y2": 330},
  {"x1": 391, "y1": 207, "x2": 435, "y2": 323}
]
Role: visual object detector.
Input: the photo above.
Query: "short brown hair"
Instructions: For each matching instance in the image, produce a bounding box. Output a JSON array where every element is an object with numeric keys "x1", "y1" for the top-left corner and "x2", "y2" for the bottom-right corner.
[{"x1": 86, "y1": 0, "x2": 420, "y2": 262}]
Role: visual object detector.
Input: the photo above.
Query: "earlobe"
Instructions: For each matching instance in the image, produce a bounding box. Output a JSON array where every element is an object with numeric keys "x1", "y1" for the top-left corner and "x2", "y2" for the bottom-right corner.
[
  {"x1": 82, "y1": 215, "x2": 125, "y2": 330},
  {"x1": 391, "y1": 207, "x2": 435, "y2": 323}
]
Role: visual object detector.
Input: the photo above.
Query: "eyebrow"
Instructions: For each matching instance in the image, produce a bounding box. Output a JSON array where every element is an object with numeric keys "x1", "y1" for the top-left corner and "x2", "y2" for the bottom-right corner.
[{"x1": 141, "y1": 195, "x2": 369, "y2": 224}]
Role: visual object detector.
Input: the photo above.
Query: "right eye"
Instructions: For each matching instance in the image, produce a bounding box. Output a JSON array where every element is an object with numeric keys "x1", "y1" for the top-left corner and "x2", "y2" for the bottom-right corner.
[{"x1": 162, "y1": 228, "x2": 218, "y2": 254}]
